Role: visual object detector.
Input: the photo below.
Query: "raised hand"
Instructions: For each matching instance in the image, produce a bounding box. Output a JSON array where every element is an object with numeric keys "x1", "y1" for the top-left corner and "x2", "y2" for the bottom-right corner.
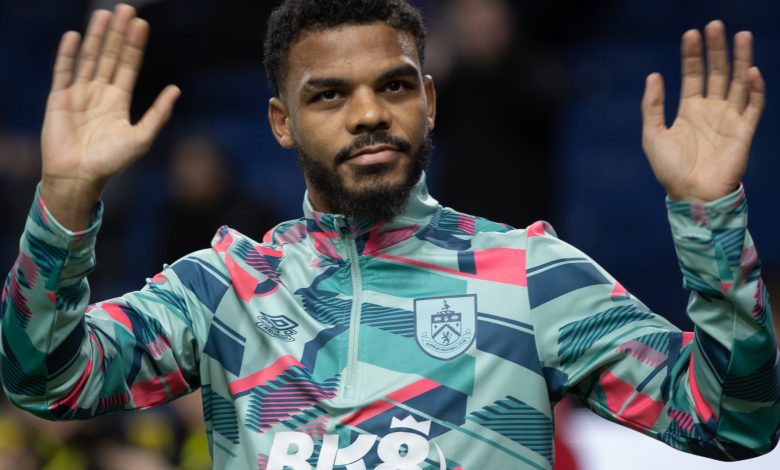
[
  {"x1": 40, "y1": 4, "x2": 180, "y2": 229},
  {"x1": 641, "y1": 20, "x2": 765, "y2": 203}
]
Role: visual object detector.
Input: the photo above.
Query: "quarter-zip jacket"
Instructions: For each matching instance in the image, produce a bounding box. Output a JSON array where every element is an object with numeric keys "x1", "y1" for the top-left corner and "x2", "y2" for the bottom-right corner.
[{"x1": 1, "y1": 176, "x2": 778, "y2": 469}]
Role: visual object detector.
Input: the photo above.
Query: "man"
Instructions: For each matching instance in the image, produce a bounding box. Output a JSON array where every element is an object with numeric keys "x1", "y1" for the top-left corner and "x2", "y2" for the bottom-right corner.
[{"x1": 1, "y1": 1, "x2": 778, "y2": 469}]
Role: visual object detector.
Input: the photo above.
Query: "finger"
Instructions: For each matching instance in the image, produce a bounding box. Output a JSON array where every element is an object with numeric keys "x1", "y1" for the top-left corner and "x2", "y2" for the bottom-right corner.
[
  {"x1": 75, "y1": 9, "x2": 112, "y2": 82},
  {"x1": 743, "y1": 67, "x2": 765, "y2": 129},
  {"x1": 705, "y1": 20, "x2": 730, "y2": 99},
  {"x1": 113, "y1": 18, "x2": 149, "y2": 94},
  {"x1": 95, "y1": 4, "x2": 137, "y2": 83},
  {"x1": 51, "y1": 31, "x2": 81, "y2": 92},
  {"x1": 642, "y1": 73, "x2": 667, "y2": 146},
  {"x1": 136, "y1": 85, "x2": 181, "y2": 148},
  {"x1": 727, "y1": 31, "x2": 753, "y2": 112},
  {"x1": 680, "y1": 29, "x2": 704, "y2": 100}
]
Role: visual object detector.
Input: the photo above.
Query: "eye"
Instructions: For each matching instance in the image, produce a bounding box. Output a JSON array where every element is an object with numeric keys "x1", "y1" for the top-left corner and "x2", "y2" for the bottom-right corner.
[
  {"x1": 315, "y1": 90, "x2": 341, "y2": 102},
  {"x1": 385, "y1": 81, "x2": 407, "y2": 93}
]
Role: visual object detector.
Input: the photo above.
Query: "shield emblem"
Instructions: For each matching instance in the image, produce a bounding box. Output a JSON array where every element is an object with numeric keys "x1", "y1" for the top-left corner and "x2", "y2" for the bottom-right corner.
[
  {"x1": 414, "y1": 295, "x2": 476, "y2": 360},
  {"x1": 431, "y1": 302, "x2": 461, "y2": 346}
]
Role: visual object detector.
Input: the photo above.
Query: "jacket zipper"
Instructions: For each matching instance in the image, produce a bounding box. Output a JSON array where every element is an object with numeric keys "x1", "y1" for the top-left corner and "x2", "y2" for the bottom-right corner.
[{"x1": 337, "y1": 218, "x2": 363, "y2": 402}]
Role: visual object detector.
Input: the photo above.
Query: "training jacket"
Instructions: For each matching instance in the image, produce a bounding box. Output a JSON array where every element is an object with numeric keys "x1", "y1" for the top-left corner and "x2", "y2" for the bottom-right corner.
[{"x1": 2, "y1": 176, "x2": 779, "y2": 470}]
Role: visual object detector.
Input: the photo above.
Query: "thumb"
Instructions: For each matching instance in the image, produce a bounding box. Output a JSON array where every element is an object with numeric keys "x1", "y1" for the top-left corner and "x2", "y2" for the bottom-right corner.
[
  {"x1": 136, "y1": 84, "x2": 181, "y2": 149},
  {"x1": 641, "y1": 73, "x2": 667, "y2": 149}
]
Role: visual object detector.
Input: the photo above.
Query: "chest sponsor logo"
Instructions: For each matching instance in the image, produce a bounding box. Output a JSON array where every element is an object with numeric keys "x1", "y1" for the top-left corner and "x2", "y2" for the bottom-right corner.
[
  {"x1": 256, "y1": 312, "x2": 299, "y2": 342},
  {"x1": 414, "y1": 295, "x2": 476, "y2": 360},
  {"x1": 267, "y1": 415, "x2": 446, "y2": 470}
]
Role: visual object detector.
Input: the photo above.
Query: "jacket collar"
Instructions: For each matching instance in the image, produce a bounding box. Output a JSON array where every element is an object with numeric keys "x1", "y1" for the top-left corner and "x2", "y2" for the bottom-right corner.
[{"x1": 302, "y1": 173, "x2": 438, "y2": 256}]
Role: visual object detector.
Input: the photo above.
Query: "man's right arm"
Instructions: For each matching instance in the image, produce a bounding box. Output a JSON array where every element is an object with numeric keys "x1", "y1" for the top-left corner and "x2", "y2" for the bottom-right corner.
[
  {"x1": 0, "y1": 4, "x2": 186, "y2": 418},
  {"x1": 1, "y1": 189, "x2": 209, "y2": 419}
]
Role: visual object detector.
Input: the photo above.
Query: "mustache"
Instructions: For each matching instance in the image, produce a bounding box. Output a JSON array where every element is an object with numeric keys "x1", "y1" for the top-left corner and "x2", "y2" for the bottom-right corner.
[{"x1": 334, "y1": 131, "x2": 412, "y2": 166}]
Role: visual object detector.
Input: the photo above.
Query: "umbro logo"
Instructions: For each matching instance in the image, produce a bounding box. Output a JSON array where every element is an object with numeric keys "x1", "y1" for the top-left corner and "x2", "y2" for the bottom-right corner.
[{"x1": 255, "y1": 312, "x2": 299, "y2": 342}]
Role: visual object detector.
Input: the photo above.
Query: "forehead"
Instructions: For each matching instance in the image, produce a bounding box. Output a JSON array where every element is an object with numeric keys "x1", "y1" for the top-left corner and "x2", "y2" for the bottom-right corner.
[{"x1": 284, "y1": 22, "x2": 419, "y2": 92}]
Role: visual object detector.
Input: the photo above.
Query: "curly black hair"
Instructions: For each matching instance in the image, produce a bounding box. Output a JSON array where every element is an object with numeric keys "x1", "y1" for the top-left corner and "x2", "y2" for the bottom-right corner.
[{"x1": 263, "y1": 0, "x2": 426, "y2": 97}]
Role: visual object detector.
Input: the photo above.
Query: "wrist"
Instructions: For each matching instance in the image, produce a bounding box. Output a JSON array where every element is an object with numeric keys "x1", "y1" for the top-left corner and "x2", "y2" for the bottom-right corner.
[
  {"x1": 40, "y1": 175, "x2": 103, "y2": 231},
  {"x1": 665, "y1": 182, "x2": 741, "y2": 204}
]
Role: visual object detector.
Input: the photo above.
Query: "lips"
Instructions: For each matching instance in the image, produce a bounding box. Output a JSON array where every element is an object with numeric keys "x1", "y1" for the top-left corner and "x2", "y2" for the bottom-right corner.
[{"x1": 346, "y1": 146, "x2": 402, "y2": 165}]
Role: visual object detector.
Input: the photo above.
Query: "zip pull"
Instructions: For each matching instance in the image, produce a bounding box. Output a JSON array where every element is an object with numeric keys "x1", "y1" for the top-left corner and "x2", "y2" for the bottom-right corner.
[{"x1": 335, "y1": 217, "x2": 351, "y2": 237}]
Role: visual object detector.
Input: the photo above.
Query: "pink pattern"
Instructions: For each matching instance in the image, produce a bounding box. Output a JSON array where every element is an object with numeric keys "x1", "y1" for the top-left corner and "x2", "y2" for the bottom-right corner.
[
  {"x1": 256, "y1": 381, "x2": 337, "y2": 431},
  {"x1": 340, "y1": 378, "x2": 440, "y2": 427},
  {"x1": 732, "y1": 186, "x2": 746, "y2": 210},
  {"x1": 741, "y1": 244, "x2": 758, "y2": 279},
  {"x1": 99, "y1": 393, "x2": 130, "y2": 409},
  {"x1": 102, "y1": 303, "x2": 133, "y2": 332},
  {"x1": 473, "y1": 248, "x2": 527, "y2": 286},
  {"x1": 615, "y1": 340, "x2": 668, "y2": 368},
  {"x1": 752, "y1": 279, "x2": 767, "y2": 319},
  {"x1": 311, "y1": 232, "x2": 342, "y2": 260},
  {"x1": 296, "y1": 413, "x2": 329, "y2": 440},
  {"x1": 457, "y1": 215, "x2": 476, "y2": 235},
  {"x1": 270, "y1": 223, "x2": 307, "y2": 246},
  {"x1": 146, "y1": 335, "x2": 171, "y2": 359},
  {"x1": 690, "y1": 204, "x2": 708, "y2": 226},
  {"x1": 18, "y1": 253, "x2": 39, "y2": 286},
  {"x1": 687, "y1": 354, "x2": 718, "y2": 422},
  {"x1": 229, "y1": 355, "x2": 304, "y2": 396},
  {"x1": 256, "y1": 246, "x2": 284, "y2": 258},
  {"x1": 374, "y1": 249, "x2": 527, "y2": 286},
  {"x1": 257, "y1": 454, "x2": 269, "y2": 470},
  {"x1": 9, "y1": 266, "x2": 32, "y2": 319},
  {"x1": 50, "y1": 359, "x2": 93, "y2": 411},
  {"x1": 610, "y1": 282, "x2": 629, "y2": 300},
  {"x1": 37, "y1": 195, "x2": 50, "y2": 225},
  {"x1": 213, "y1": 231, "x2": 234, "y2": 253},
  {"x1": 669, "y1": 408, "x2": 695, "y2": 432},
  {"x1": 226, "y1": 255, "x2": 260, "y2": 302},
  {"x1": 363, "y1": 224, "x2": 418, "y2": 254},
  {"x1": 599, "y1": 371, "x2": 664, "y2": 430},
  {"x1": 88, "y1": 330, "x2": 106, "y2": 371},
  {"x1": 682, "y1": 331, "x2": 694, "y2": 347},
  {"x1": 527, "y1": 221, "x2": 551, "y2": 237},
  {"x1": 130, "y1": 376, "x2": 169, "y2": 409},
  {"x1": 163, "y1": 369, "x2": 190, "y2": 396}
]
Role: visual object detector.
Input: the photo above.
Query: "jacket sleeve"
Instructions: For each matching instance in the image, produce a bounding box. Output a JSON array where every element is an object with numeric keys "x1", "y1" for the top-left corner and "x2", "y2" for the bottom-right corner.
[
  {"x1": 526, "y1": 186, "x2": 780, "y2": 460},
  {"x1": 0, "y1": 188, "x2": 210, "y2": 420}
]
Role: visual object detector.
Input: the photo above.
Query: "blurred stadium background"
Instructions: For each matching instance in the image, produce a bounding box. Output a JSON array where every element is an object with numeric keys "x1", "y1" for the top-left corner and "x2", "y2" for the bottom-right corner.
[{"x1": 1, "y1": 0, "x2": 778, "y2": 468}]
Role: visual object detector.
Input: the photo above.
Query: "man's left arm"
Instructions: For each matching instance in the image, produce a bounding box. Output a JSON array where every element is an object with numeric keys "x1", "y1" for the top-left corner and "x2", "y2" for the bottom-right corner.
[
  {"x1": 530, "y1": 20, "x2": 779, "y2": 459},
  {"x1": 526, "y1": 190, "x2": 779, "y2": 460}
]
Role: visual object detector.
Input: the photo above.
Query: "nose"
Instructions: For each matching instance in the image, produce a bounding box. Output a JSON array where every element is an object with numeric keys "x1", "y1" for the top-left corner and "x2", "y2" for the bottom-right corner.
[{"x1": 346, "y1": 87, "x2": 391, "y2": 134}]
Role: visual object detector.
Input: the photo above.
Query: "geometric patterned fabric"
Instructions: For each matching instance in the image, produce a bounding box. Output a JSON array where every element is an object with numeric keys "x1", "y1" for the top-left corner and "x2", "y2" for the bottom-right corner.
[{"x1": 1, "y1": 175, "x2": 779, "y2": 469}]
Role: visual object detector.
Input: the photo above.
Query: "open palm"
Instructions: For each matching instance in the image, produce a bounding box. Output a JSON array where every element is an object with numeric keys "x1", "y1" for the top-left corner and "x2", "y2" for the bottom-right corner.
[
  {"x1": 40, "y1": 4, "x2": 179, "y2": 227},
  {"x1": 642, "y1": 21, "x2": 764, "y2": 203}
]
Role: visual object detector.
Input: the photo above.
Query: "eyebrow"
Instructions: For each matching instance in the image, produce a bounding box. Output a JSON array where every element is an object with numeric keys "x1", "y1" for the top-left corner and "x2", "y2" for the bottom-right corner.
[
  {"x1": 304, "y1": 77, "x2": 349, "y2": 90},
  {"x1": 377, "y1": 64, "x2": 420, "y2": 83},
  {"x1": 302, "y1": 64, "x2": 421, "y2": 92}
]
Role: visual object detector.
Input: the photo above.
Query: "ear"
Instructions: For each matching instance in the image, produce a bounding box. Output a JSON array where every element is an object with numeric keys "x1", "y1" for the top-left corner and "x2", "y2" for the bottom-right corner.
[
  {"x1": 268, "y1": 97, "x2": 296, "y2": 149},
  {"x1": 423, "y1": 75, "x2": 437, "y2": 131}
]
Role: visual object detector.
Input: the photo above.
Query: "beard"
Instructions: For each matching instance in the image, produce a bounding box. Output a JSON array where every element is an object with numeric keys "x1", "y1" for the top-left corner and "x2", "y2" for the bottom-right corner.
[{"x1": 297, "y1": 130, "x2": 433, "y2": 220}]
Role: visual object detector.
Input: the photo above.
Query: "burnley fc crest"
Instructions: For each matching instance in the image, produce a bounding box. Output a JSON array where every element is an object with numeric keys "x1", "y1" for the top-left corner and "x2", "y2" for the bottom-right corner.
[{"x1": 414, "y1": 295, "x2": 476, "y2": 360}]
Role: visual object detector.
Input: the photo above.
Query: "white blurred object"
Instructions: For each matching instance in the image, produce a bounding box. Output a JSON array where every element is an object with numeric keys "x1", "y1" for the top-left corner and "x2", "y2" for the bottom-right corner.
[{"x1": 565, "y1": 408, "x2": 780, "y2": 470}]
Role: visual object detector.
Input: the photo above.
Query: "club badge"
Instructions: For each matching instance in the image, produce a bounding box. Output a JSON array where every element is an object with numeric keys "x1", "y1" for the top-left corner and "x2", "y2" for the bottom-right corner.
[{"x1": 414, "y1": 295, "x2": 476, "y2": 360}]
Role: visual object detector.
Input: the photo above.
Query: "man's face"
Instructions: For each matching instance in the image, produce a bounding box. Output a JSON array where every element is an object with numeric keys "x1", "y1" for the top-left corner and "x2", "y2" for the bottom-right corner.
[{"x1": 269, "y1": 22, "x2": 436, "y2": 219}]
